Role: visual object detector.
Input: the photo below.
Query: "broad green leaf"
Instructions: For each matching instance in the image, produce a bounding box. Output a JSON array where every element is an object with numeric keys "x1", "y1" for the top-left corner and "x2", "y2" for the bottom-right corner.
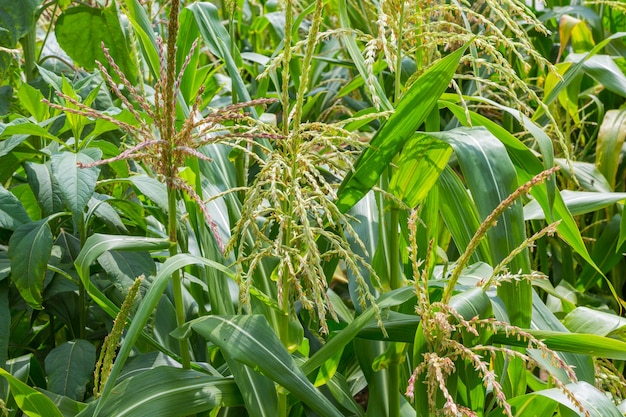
[
  {"x1": 77, "y1": 367, "x2": 242, "y2": 417},
  {"x1": 559, "y1": 15, "x2": 595, "y2": 56},
  {"x1": 573, "y1": 54, "x2": 626, "y2": 98},
  {"x1": 357, "y1": 311, "x2": 420, "y2": 342},
  {"x1": 45, "y1": 340, "x2": 96, "y2": 401},
  {"x1": 555, "y1": 160, "x2": 612, "y2": 193},
  {"x1": 88, "y1": 195, "x2": 128, "y2": 233},
  {"x1": 0, "y1": 0, "x2": 40, "y2": 78},
  {"x1": 178, "y1": 315, "x2": 343, "y2": 417},
  {"x1": 25, "y1": 162, "x2": 65, "y2": 217},
  {"x1": 0, "y1": 118, "x2": 61, "y2": 142},
  {"x1": 74, "y1": 234, "x2": 170, "y2": 317},
  {"x1": 449, "y1": 287, "x2": 492, "y2": 319},
  {"x1": 55, "y1": 4, "x2": 137, "y2": 82},
  {"x1": 336, "y1": 44, "x2": 469, "y2": 212},
  {"x1": 442, "y1": 96, "x2": 555, "y2": 207},
  {"x1": 434, "y1": 127, "x2": 530, "y2": 325},
  {"x1": 494, "y1": 326, "x2": 626, "y2": 360},
  {"x1": 17, "y1": 82, "x2": 48, "y2": 121},
  {"x1": 0, "y1": 185, "x2": 31, "y2": 230},
  {"x1": 0, "y1": 368, "x2": 64, "y2": 417},
  {"x1": 388, "y1": 134, "x2": 452, "y2": 207},
  {"x1": 437, "y1": 166, "x2": 492, "y2": 264},
  {"x1": 524, "y1": 190, "x2": 626, "y2": 220},
  {"x1": 8, "y1": 219, "x2": 54, "y2": 309},
  {"x1": 544, "y1": 62, "x2": 582, "y2": 124},
  {"x1": 596, "y1": 109, "x2": 626, "y2": 190},
  {"x1": 93, "y1": 254, "x2": 235, "y2": 417},
  {"x1": 506, "y1": 381, "x2": 622, "y2": 417},
  {"x1": 563, "y1": 307, "x2": 626, "y2": 340},
  {"x1": 122, "y1": 0, "x2": 159, "y2": 79},
  {"x1": 51, "y1": 151, "x2": 101, "y2": 219},
  {"x1": 442, "y1": 99, "x2": 603, "y2": 284},
  {"x1": 225, "y1": 359, "x2": 278, "y2": 417}
]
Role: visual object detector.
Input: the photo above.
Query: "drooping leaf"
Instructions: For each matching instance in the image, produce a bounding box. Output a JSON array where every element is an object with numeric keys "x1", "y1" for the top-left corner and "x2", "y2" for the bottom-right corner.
[
  {"x1": 45, "y1": 340, "x2": 96, "y2": 401},
  {"x1": 336, "y1": 44, "x2": 469, "y2": 212},
  {"x1": 0, "y1": 185, "x2": 31, "y2": 230},
  {"x1": 507, "y1": 381, "x2": 622, "y2": 417},
  {"x1": 573, "y1": 54, "x2": 626, "y2": 98},
  {"x1": 97, "y1": 250, "x2": 155, "y2": 289},
  {"x1": 8, "y1": 219, "x2": 54, "y2": 309},
  {"x1": 0, "y1": 368, "x2": 64, "y2": 417},
  {"x1": 563, "y1": 307, "x2": 626, "y2": 340},
  {"x1": 177, "y1": 315, "x2": 344, "y2": 417},
  {"x1": 524, "y1": 190, "x2": 626, "y2": 220},
  {"x1": 77, "y1": 367, "x2": 242, "y2": 417},
  {"x1": 128, "y1": 176, "x2": 168, "y2": 214},
  {"x1": 74, "y1": 234, "x2": 170, "y2": 317},
  {"x1": 437, "y1": 166, "x2": 492, "y2": 264}
]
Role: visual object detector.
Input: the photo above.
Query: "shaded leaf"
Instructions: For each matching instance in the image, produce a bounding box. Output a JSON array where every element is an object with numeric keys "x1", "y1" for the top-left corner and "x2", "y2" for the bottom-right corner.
[
  {"x1": 0, "y1": 185, "x2": 31, "y2": 230},
  {"x1": 45, "y1": 340, "x2": 96, "y2": 401},
  {"x1": 55, "y1": 4, "x2": 137, "y2": 82},
  {"x1": 8, "y1": 219, "x2": 54, "y2": 309}
]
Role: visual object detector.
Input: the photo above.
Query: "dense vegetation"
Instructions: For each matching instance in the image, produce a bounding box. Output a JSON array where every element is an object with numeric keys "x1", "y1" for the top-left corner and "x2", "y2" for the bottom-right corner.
[{"x1": 2, "y1": 0, "x2": 626, "y2": 416}]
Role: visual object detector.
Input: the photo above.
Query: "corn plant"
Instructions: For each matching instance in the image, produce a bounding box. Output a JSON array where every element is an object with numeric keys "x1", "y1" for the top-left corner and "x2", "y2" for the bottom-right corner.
[{"x1": 2, "y1": 1, "x2": 626, "y2": 417}]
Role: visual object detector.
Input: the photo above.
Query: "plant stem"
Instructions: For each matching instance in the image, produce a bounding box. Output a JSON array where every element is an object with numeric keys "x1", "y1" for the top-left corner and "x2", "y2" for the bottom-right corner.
[
  {"x1": 162, "y1": 0, "x2": 190, "y2": 369},
  {"x1": 78, "y1": 216, "x2": 87, "y2": 339},
  {"x1": 168, "y1": 186, "x2": 191, "y2": 369},
  {"x1": 388, "y1": 206, "x2": 401, "y2": 417}
]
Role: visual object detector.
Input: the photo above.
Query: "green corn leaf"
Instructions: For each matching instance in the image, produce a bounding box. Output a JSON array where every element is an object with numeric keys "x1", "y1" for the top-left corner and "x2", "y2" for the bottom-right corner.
[
  {"x1": 563, "y1": 307, "x2": 626, "y2": 340},
  {"x1": 186, "y1": 3, "x2": 257, "y2": 118},
  {"x1": 503, "y1": 382, "x2": 622, "y2": 417},
  {"x1": 0, "y1": 368, "x2": 64, "y2": 417},
  {"x1": 437, "y1": 166, "x2": 492, "y2": 264},
  {"x1": 336, "y1": 44, "x2": 469, "y2": 212},
  {"x1": 525, "y1": 190, "x2": 626, "y2": 220},
  {"x1": 74, "y1": 234, "x2": 170, "y2": 317},
  {"x1": 536, "y1": 31, "x2": 626, "y2": 119},
  {"x1": 77, "y1": 367, "x2": 242, "y2": 417},
  {"x1": 92, "y1": 254, "x2": 235, "y2": 417},
  {"x1": 596, "y1": 109, "x2": 626, "y2": 191},
  {"x1": 388, "y1": 133, "x2": 452, "y2": 207},
  {"x1": 177, "y1": 315, "x2": 344, "y2": 417}
]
